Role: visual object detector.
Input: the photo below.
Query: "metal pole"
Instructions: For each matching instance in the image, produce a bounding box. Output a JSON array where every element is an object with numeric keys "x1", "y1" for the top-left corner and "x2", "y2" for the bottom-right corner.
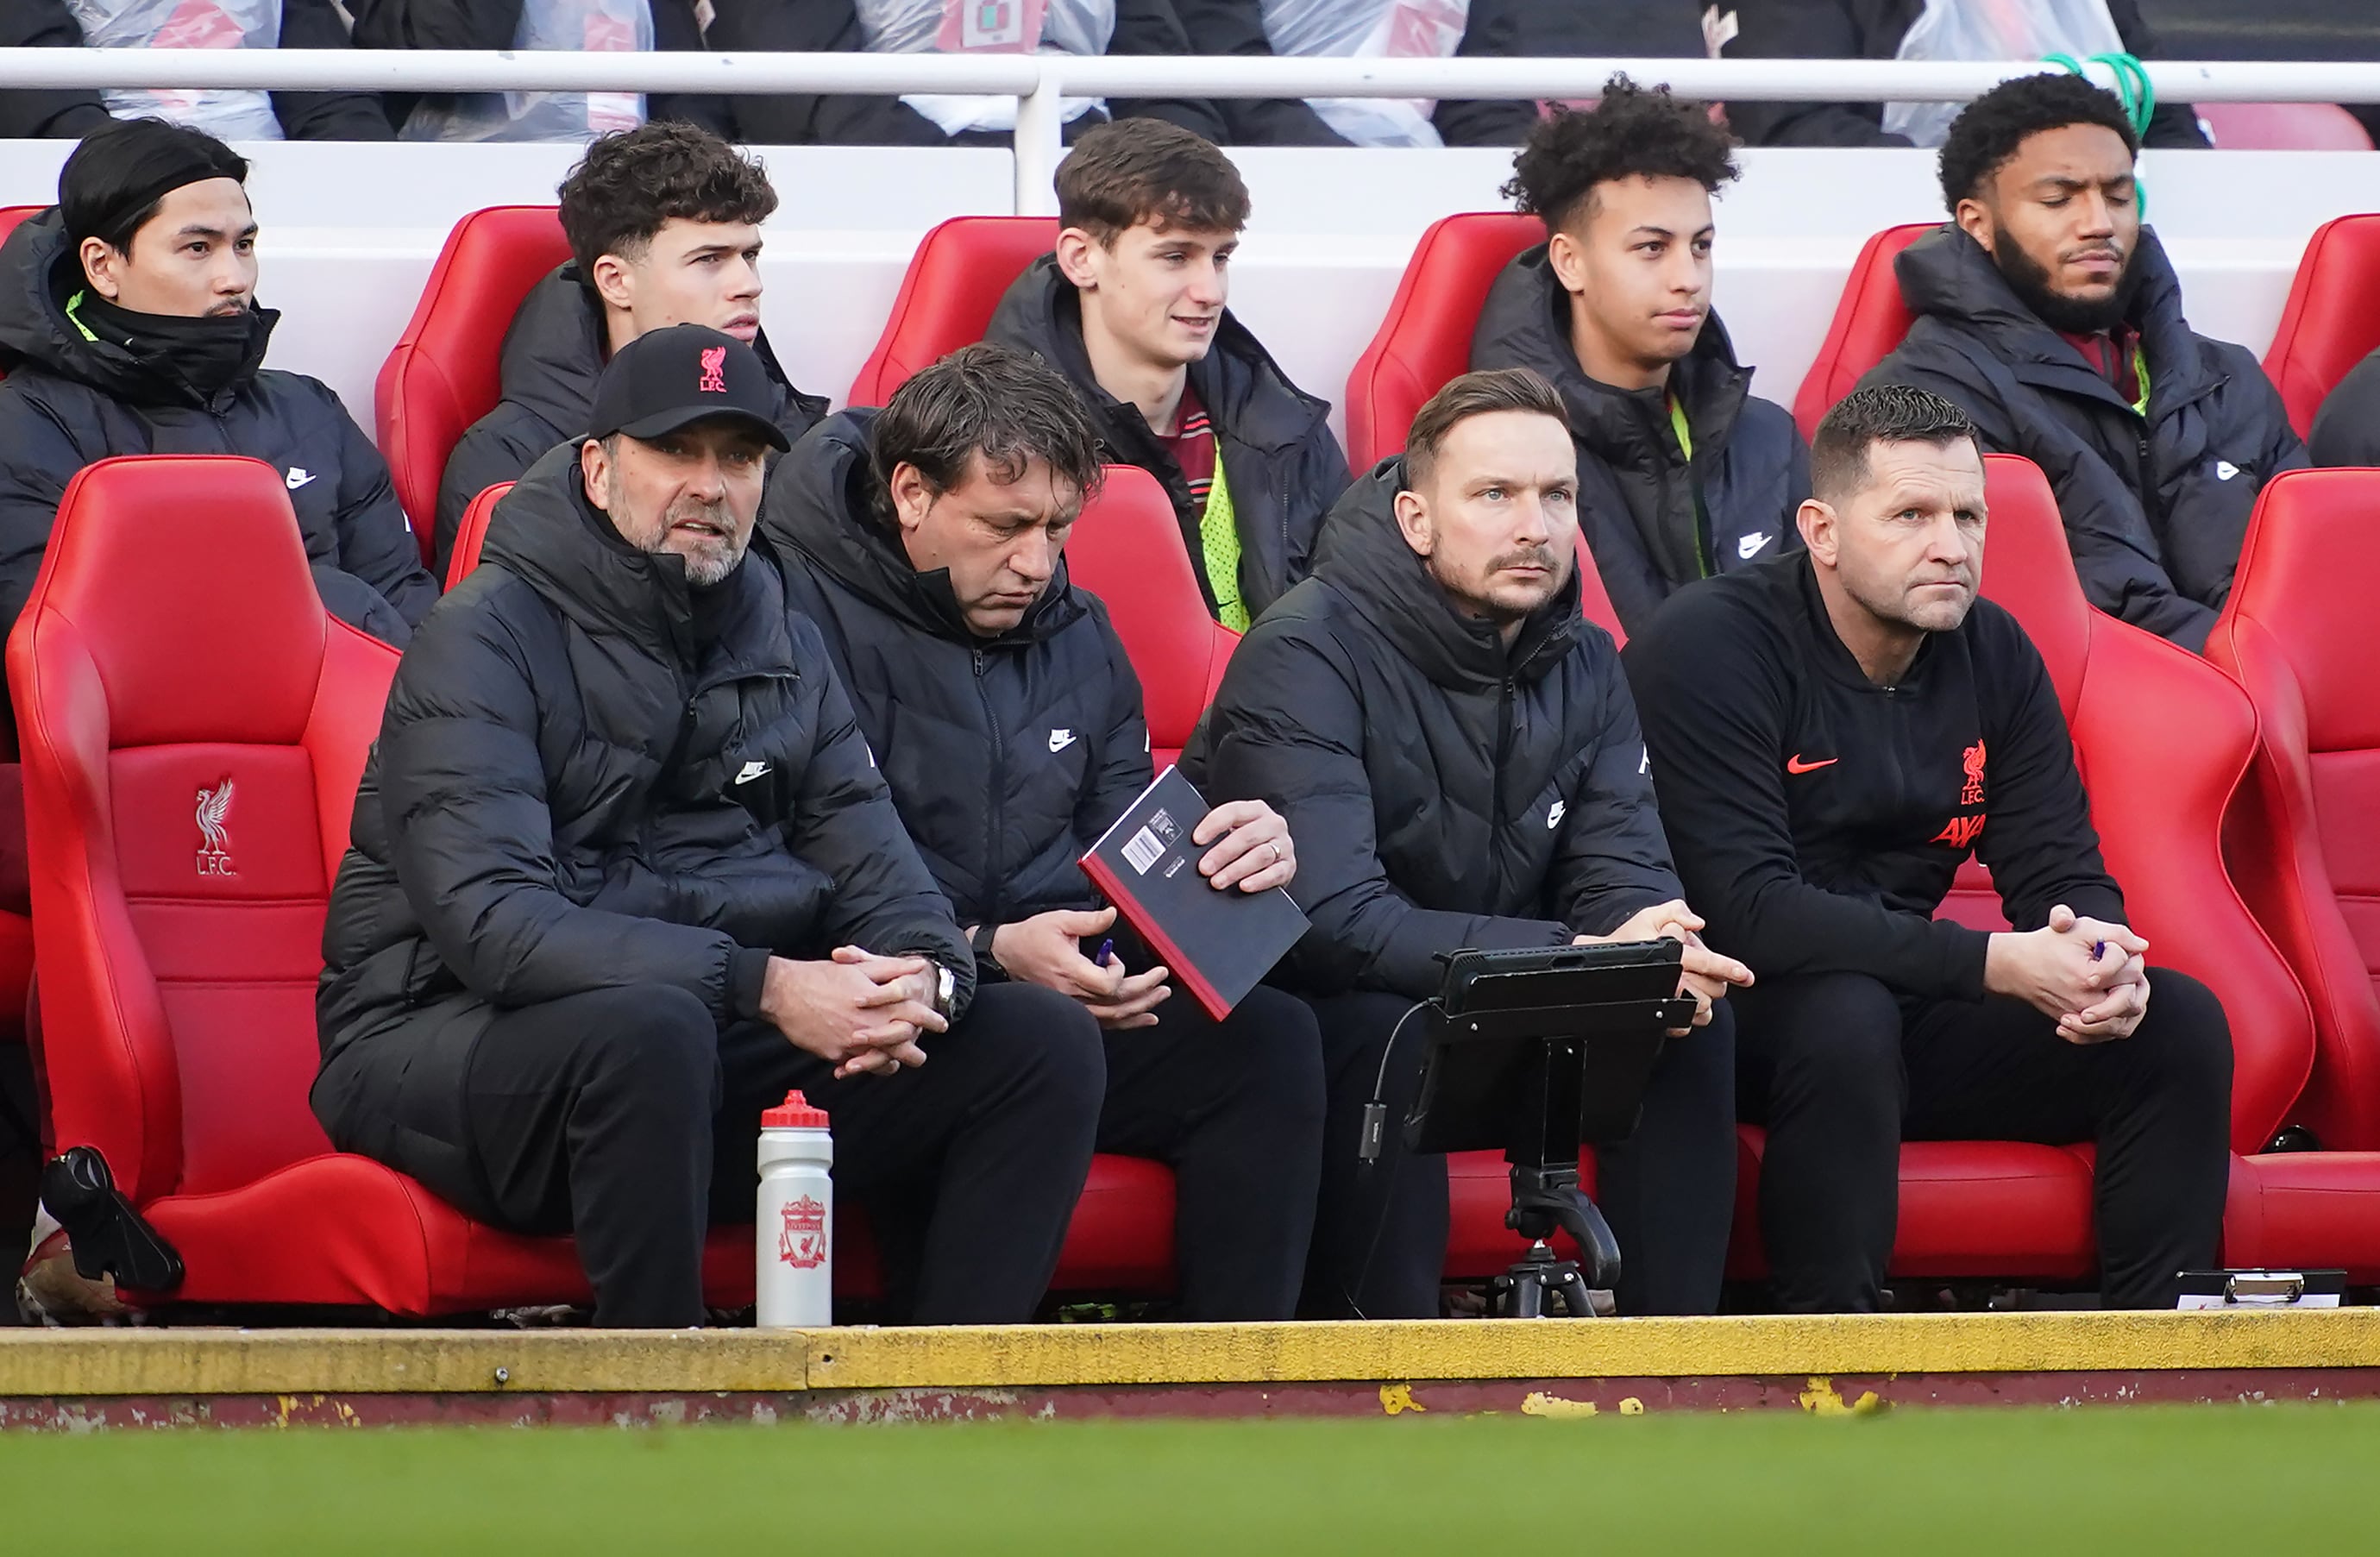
[{"x1": 1012, "y1": 71, "x2": 1066, "y2": 219}]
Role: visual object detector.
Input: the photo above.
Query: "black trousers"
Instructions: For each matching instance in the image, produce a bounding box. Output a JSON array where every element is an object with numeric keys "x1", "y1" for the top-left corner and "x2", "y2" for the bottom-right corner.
[
  {"x1": 1735, "y1": 970, "x2": 2233, "y2": 1312},
  {"x1": 1302, "y1": 990, "x2": 1738, "y2": 1320},
  {"x1": 443, "y1": 981, "x2": 1105, "y2": 1328}
]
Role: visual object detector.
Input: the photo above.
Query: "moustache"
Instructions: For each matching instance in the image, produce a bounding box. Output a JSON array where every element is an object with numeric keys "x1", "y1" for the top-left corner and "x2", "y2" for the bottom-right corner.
[{"x1": 1488, "y1": 546, "x2": 1562, "y2": 574}]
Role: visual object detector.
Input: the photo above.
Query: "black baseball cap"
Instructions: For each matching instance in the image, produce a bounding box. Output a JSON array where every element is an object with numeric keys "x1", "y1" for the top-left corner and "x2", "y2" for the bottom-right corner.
[{"x1": 584, "y1": 323, "x2": 791, "y2": 451}]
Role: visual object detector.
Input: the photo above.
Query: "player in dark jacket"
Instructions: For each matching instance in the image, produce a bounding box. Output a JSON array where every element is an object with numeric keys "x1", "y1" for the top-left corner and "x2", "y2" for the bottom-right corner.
[
  {"x1": 1858, "y1": 74, "x2": 2302, "y2": 652},
  {"x1": 0, "y1": 122, "x2": 436, "y2": 740},
  {"x1": 315, "y1": 327, "x2": 1105, "y2": 1328},
  {"x1": 1623, "y1": 384, "x2": 2232, "y2": 1313},
  {"x1": 436, "y1": 123, "x2": 825, "y2": 571},
  {"x1": 765, "y1": 348, "x2": 1326, "y2": 1321},
  {"x1": 2311, "y1": 348, "x2": 2380, "y2": 469},
  {"x1": 1473, "y1": 78, "x2": 1808, "y2": 637},
  {"x1": 984, "y1": 120, "x2": 1347, "y2": 630},
  {"x1": 1185, "y1": 369, "x2": 1751, "y2": 1320},
  {"x1": 1724, "y1": 0, "x2": 2204, "y2": 150}
]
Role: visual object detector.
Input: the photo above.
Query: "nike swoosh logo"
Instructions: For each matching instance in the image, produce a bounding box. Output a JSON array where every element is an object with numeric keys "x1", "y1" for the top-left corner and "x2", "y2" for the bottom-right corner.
[
  {"x1": 734, "y1": 761, "x2": 771, "y2": 785},
  {"x1": 285, "y1": 468, "x2": 316, "y2": 489},
  {"x1": 1785, "y1": 755, "x2": 1839, "y2": 775}
]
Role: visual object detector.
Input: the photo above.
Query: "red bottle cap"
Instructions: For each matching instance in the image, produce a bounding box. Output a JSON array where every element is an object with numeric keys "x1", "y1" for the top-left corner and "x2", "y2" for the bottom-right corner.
[{"x1": 761, "y1": 1090, "x2": 830, "y2": 1129}]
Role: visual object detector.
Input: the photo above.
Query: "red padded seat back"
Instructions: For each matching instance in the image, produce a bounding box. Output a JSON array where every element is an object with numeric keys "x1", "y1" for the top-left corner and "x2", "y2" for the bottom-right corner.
[
  {"x1": 1793, "y1": 223, "x2": 1937, "y2": 440},
  {"x1": 1062, "y1": 465, "x2": 1234, "y2": 765},
  {"x1": 2210, "y1": 468, "x2": 2380, "y2": 1148},
  {"x1": 444, "y1": 481, "x2": 512, "y2": 589},
  {"x1": 8, "y1": 456, "x2": 399, "y2": 1206},
  {"x1": 1344, "y1": 213, "x2": 1542, "y2": 470},
  {"x1": 2199, "y1": 104, "x2": 2374, "y2": 153},
  {"x1": 375, "y1": 206, "x2": 572, "y2": 557},
  {"x1": 1974, "y1": 455, "x2": 2313, "y2": 1152},
  {"x1": 847, "y1": 217, "x2": 1058, "y2": 406},
  {"x1": 2263, "y1": 213, "x2": 2380, "y2": 438}
]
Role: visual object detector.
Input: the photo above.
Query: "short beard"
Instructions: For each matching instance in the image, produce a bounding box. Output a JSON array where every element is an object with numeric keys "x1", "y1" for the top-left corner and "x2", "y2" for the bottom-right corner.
[
  {"x1": 610, "y1": 468, "x2": 746, "y2": 587},
  {"x1": 1989, "y1": 233, "x2": 2141, "y2": 336},
  {"x1": 1426, "y1": 545, "x2": 1567, "y2": 630}
]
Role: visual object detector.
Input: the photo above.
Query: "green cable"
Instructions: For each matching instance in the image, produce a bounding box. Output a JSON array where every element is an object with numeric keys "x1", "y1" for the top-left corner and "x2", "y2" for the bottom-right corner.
[{"x1": 2044, "y1": 50, "x2": 2153, "y2": 215}]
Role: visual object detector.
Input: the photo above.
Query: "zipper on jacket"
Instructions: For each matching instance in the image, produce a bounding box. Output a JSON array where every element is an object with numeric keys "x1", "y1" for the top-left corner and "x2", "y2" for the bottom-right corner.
[
  {"x1": 1490, "y1": 677, "x2": 1516, "y2": 835},
  {"x1": 973, "y1": 648, "x2": 1006, "y2": 924}
]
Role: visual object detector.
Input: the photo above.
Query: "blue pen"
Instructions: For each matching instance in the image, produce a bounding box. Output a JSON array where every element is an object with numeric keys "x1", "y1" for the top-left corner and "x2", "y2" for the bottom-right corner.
[
  {"x1": 1096, "y1": 938, "x2": 1115, "y2": 968},
  {"x1": 2093, "y1": 940, "x2": 2107, "y2": 963}
]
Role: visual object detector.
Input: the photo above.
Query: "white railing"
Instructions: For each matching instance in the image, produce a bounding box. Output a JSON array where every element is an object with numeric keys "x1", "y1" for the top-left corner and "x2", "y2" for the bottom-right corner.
[{"x1": 1, "y1": 49, "x2": 2372, "y2": 214}]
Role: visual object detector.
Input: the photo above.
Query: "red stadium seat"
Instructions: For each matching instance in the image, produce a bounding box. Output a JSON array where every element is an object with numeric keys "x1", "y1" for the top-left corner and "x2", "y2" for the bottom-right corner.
[
  {"x1": 1792, "y1": 223, "x2": 1938, "y2": 441},
  {"x1": 2208, "y1": 468, "x2": 2380, "y2": 1278},
  {"x1": 1343, "y1": 212, "x2": 1541, "y2": 469},
  {"x1": 847, "y1": 217, "x2": 1057, "y2": 406},
  {"x1": 6, "y1": 455, "x2": 771, "y2": 1313},
  {"x1": 2262, "y1": 214, "x2": 2380, "y2": 438},
  {"x1": 2198, "y1": 103, "x2": 2374, "y2": 153},
  {"x1": 375, "y1": 206, "x2": 572, "y2": 562},
  {"x1": 1062, "y1": 465, "x2": 1235, "y2": 769},
  {"x1": 443, "y1": 481, "x2": 509, "y2": 589}
]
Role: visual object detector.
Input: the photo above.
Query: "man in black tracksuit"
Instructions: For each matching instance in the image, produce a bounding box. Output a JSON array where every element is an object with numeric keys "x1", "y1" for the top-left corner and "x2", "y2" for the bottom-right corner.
[
  {"x1": 436, "y1": 122, "x2": 824, "y2": 571},
  {"x1": 1186, "y1": 368, "x2": 1751, "y2": 1320},
  {"x1": 1724, "y1": 0, "x2": 2205, "y2": 150},
  {"x1": 1624, "y1": 383, "x2": 2232, "y2": 1313},
  {"x1": 1473, "y1": 78, "x2": 1808, "y2": 637},
  {"x1": 0, "y1": 122, "x2": 437, "y2": 738},
  {"x1": 984, "y1": 120, "x2": 1347, "y2": 631},
  {"x1": 316, "y1": 327, "x2": 1104, "y2": 1328},
  {"x1": 763, "y1": 347, "x2": 1326, "y2": 1321},
  {"x1": 2312, "y1": 349, "x2": 2380, "y2": 468},
  {"x1": 1858, "y1": 74, "x2": 2302, "y2": 653}
]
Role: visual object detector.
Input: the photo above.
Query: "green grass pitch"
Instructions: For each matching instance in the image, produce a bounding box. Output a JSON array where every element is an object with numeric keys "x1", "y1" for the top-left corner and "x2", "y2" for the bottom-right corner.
[{"x1": 4, "y1": 1403, "x2": 2372, "y2": 1553}]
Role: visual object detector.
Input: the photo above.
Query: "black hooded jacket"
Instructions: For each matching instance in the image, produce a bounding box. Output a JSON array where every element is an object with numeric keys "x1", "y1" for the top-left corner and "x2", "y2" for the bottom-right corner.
[
  {"x1": 435, "y1": 263, "x2": 826, "y2": 572},
  {"x1": 766, "y1": 413, "x2": 1152, "y2": 936},
  {"x1": 1470, "y1": 244, "x2": 1810, "y2": 637},
  {"x1": 1181, "y1": 458, "x2": 1683, "y2": 1000},
  {"x1": 0, "y1": 211, "x2": 438, "y2": 708},
  {"x1": 2311, "y1": 348, "x2": 2380, "y2": 469},
  {"x1": 314, "y1": 443, "x2": 971, "y2": 1176},
  {"x1": 1859, "y1": 224, "x2": 2305, "y2": 652},
  {"x1": 985, "y1": 254, "x2": 1347, "y2": 625}
]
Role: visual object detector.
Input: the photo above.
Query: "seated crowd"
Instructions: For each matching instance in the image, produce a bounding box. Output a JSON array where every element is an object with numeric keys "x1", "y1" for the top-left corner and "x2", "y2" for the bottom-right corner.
[{"x1": 9, "y1": 66, "x2": 2378, "y2": 1325}]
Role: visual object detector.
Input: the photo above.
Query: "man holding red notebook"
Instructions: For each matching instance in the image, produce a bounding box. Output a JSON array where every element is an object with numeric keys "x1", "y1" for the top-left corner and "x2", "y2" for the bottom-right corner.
[{"x1": 763, "y1": 343, "x2": 1327, "y2": 1322}]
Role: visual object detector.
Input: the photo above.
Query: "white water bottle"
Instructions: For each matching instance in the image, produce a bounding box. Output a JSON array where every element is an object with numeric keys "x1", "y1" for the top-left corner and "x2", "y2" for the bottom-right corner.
[{"x1": 755, "y1": 1090, "x2": 833, "y2": 1328}]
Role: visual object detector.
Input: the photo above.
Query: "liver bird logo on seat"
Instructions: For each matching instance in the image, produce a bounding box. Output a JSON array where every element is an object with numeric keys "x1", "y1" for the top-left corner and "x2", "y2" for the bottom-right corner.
[{"x1": 196, "y1": 779, "x2": 235, "y2": 877}]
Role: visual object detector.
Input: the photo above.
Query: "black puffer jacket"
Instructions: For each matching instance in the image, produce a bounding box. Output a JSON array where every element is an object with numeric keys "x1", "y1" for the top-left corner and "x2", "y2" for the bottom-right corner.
[
  {"x1": 766, "y1": 413, "x2": 1152, "y2": 932},
  {"x1": 1724, "y1": 0, "x2": 2206, "y2": 149},
  {"x1": 2311, "y1": 348, "x2": 2380, "y2": 469},
  {"x1": 986, "y1": 254, "x2": 1347, "y2": 625},
  {"x1": 0, "y1": 211, "x2": 437, "y2": 706},
  {"x1": 1182, "y1": 458, "x2": 1683, "y2": 1000},
  {"x1": 436, "y1": 263, "x2": 825, "y2": 572},
  {"x1": 1860, "y1": 224, "x2": 2305, "y2": 652},
  {"x1": 314, "y1": 443, "x2": 971, "y2": 1174},
  {"x1": 1470, "y1": 244, "x2": 1809, "y2": 637}
]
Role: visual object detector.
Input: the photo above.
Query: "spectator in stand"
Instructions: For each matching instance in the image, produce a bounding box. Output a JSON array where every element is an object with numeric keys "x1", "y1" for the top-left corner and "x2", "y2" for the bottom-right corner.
[
  {"x1": 1624, "y1": 384, "x2": 2233, "y2": 1313},
  {"x1": 348, "y1": 0, "x2": 732, "y2": 141},
  {"x1": 0, "y1": 119, "x2": 437, "y2": 740},
  {"x1": 2311, "y1": 350, "x2": 2380, "y2": 468},
  {"x1": 765, "y1": 346, "x2": 1327, "y2": 1321},
  {"x1": 0, "y1": 0, "x2": 392, "y2": 141},
  {"x1": 986, "y1": 120, "x2": 1347, "y2": 630},
  {"x1": 1474, "y1": 75, "x2": 1809, "y2": 637},
  {"x1": 1858, "y1": 73, "x2": 2302, "y2": 651},
  {"x1": 1184, "y1": 369, "x2": 1752, "y2": 1320},
  {"x1": 1724, "y1": 0, "x2": 2206, "y2": 148},
  {"x1": 710, "y1": 0, "x2": 1224, "y2": 148},
  {"x1": 435, "y1": 123, "x2": 825, "y2": 574},
  {"x1": 316, "y1": 326, "x2": 1108, "y2": 1329}
]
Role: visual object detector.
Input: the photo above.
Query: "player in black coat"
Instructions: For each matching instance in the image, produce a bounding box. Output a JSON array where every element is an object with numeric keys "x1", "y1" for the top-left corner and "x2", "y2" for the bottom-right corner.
[
  {"x1": 764, "y1": 355, "x2": 1325, "y2": 1321},
  {"x1": 316, "y1": 329, "x2": 1105, "y2": 1328},
  {"x1": 1185, "y1": 369, "x2": 1751, "y2": 1320}
]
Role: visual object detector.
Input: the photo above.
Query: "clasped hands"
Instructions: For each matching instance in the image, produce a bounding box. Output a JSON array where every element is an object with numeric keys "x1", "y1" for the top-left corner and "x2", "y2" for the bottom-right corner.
[
  {"x1": 1574, "y1": 898, "x2": 1755, "y2": 1035},
  {"x1": 1986, "y1": 904, "x2": 2152, "y2": 1044}
]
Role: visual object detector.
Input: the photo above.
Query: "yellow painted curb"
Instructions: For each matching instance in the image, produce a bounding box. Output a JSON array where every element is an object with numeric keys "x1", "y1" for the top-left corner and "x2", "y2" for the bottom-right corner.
[{"x1": 3, "y1": 1309, "x2": 2378, "y2": 1398}]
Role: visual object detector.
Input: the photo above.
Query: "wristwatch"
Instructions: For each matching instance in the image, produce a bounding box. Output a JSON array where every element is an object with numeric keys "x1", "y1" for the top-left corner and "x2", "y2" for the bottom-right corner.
[
  {"x1": 932, "y1": 961, "x2": 958, "y2": 1021},
  {"x1": 970, "y1": 921, "x2": 1003, "y2": 976}
]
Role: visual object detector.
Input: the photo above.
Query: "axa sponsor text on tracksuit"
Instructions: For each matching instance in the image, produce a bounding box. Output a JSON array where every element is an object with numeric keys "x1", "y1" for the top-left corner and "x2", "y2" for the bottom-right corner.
[
  {"x1": 763, "y1": 413, "x2": 1325, "y2": 1321},
  {"x1": 1182, "y1": 457, "x2": 1738, "y2": 1319},
  {"x1": 0, "y1": 210, "x2": 439, "y2": 731},
  {"x1": 1860, "y1": 224, "x2": 2306, "y2": 652},
  {"x1": 984, "y1": 254, "x2": 1349, "y2": 625},
  {"x1": 1622, "y1": 554, "x2": 2232, "y2": 1310},
  {"x1": 313, "y1": 443, "x2": 1104, "y2": 1327},
  {"x1": 435, "y1": 261, "x2": 825, "y2": 572},
  {"x1": 1469, "y1": 243, "x2": 1810, "y2": 637}
]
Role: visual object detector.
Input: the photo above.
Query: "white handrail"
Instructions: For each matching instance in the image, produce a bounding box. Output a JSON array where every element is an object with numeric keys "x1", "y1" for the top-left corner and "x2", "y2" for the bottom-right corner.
[{"x1": 3, "y1": 49, "x2": 2371, "y2": 215}]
